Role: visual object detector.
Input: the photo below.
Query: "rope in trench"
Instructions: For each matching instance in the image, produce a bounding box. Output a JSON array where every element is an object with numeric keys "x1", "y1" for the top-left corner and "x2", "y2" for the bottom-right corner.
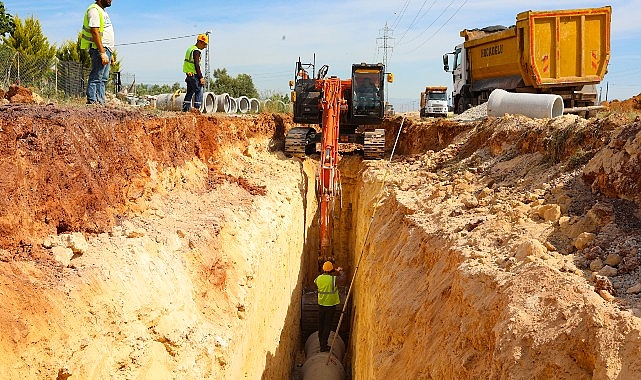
[{"x1": 326, "y1": 116, "x2": 406, "y2": 366}]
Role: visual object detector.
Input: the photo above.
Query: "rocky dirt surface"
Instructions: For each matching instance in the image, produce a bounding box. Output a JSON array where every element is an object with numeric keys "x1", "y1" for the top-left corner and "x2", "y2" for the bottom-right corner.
[
  {"x1": 1, "y1": 89, "x2": 641, "y2": 379},
  {"x1": 352, "y1": 105, "x2": 641, "y2": 379},
  {"x1": 0, "y1": 101, "x2": 307, "y2": 379}
]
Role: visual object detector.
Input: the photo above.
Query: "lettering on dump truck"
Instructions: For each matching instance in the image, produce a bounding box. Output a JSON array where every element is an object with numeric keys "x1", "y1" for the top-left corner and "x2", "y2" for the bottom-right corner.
[{"x1": 481, "y1": 44, "x2": 503, "y2": 58}]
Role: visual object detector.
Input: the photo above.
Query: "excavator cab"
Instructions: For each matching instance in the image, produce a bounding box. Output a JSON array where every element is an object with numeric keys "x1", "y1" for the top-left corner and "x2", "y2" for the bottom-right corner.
[
  {"x1": 350, "y1": 63, "x2": 385, "y2": 124},
  {"x1": 291, "y1": 59, "x2": 322, "y2": 124}
]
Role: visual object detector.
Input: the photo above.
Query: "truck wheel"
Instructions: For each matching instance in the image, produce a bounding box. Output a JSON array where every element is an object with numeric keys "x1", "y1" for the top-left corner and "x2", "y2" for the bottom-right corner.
[{"x1": 454, "y1": 96, "x2": 462, "y2": 114}]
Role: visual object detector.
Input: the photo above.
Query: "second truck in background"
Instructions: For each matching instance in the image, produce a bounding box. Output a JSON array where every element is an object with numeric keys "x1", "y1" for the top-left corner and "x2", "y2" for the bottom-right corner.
[
  {"x1": 420, "y1": 86, "x2": 449, "y2": 118},
  {"x1": 443, "y1": 6, "x2": 611, "y2": 116}
]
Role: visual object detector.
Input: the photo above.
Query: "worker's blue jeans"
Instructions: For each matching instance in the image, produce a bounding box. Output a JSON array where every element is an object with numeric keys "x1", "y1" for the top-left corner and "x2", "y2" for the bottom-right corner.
[
  {"x1": 87, "y1": 48, "x2": 111, "y2": 104},
  {"x1": 183, "y1": 75, "x2": 202, "y2": 112}
]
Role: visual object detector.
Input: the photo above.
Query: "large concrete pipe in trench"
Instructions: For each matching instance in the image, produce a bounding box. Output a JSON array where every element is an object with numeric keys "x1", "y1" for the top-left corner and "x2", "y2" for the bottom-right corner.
[
  {"x1": 302, "y1": 331, "x2": 346, "y2": 380},
  {"x1": 237, "y1": 96, "x2": 250, "y2": 113},
  {"x1": 249, "y1": 97, "x2": 260, "y2": 113},
  {"x1": 487, "y1": 89, "x2": 564, "y2": 119},
  {"x1": 155, "y1": 93, "x2": 185, "y2": 111}
]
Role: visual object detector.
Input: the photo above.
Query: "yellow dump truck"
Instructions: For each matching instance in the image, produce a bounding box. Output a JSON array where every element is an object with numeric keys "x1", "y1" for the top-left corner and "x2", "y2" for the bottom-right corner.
[{"x1": 443, "y1": 6, "x2": 611, "y2": 115}]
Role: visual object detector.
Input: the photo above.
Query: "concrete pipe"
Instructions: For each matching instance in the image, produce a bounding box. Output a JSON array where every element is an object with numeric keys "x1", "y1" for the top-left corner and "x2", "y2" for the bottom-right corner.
[
  {"x1": 155, "y1": 93, "x2": 185, "y2": 111},
  {"x1": 249, "y1": 97, "x2": 260, "y2": 113},
  {"x1": 203, "y1": 92, "x2": 216, "y2": 114},
  {"x1": 215, "y1": 93, "x2": 231, "y2": 113},
  {"x1": 301, "y1": 352, "x2": 346, "y2": 380},
  {"x1": 487, "y1": 89, "x2": 564, "y2": 119},
  {"x1": 304, "y1": 331, "x2": 346, "y2": 360},
  {"x1": 228, "y1": 97, "x2": 238, "y2": 114},
  {"x1": 237, "y1": 96, "x2": 250, "y2": 113}
]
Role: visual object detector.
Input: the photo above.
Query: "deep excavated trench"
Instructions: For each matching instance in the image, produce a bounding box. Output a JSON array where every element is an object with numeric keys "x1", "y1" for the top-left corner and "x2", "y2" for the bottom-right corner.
[{"x1": 2, "y1": 105, "x2": 641, "y2": 379}]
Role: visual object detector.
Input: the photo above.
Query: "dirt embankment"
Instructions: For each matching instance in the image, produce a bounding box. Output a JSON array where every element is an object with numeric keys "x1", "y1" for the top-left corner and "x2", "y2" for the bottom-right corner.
[
  {"x1": 352, "y1": 111, "x2": 641, "y2": 378},
  {"x1": 0, "y1": 105, "x2": 286, "y2": 253},
  {"x1": 1, "y1": 96, "x2": 641, "y2": 379},
  {"x1": 0, "y1": 104, "x2": 309, "y2": 379}
]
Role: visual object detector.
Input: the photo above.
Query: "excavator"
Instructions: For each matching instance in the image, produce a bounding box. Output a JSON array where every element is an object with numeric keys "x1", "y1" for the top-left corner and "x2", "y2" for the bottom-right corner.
[{"x1": 286, "y1": 57, "x2": 391, "y2": 267}]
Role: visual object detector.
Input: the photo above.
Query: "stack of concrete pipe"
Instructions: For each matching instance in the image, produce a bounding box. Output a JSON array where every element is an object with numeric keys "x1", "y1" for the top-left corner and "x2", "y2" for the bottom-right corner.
[
  {"x1": 228, "y1": 97, "x2": 238, "y2": 113},
  {"x1": 302, "y1": 331, "x2": 346, "y2": 380},
  {"x1": 154, "y1": 92, "x2": 262, "y2": 114},
  {"x1": 237, "y1": 96, "x2": 250, "y2": 113},
  {"x1": 249, "y1": 98, "x2": 260, "y2": 113}
]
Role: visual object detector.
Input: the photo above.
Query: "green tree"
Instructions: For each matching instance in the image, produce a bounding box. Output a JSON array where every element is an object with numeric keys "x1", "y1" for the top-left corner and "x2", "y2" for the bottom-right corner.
[
  {"x1": 56, "y1": 32, "x2": 121, "y2": 72},
  {"x1": 235, "y1": 73, "x2": 259, "y2": 98},
  {"x1": 5, "y1": 15, "x2": 56, "y2": 58},
  {"x1": 132, "y1": 82, "x2": 183, "y2": 96},
  {"x1": 210, "y1": 68, "x2": 258, "y2": 98},
  {"x1": 4, "y1": 15, "x2": 56, "y2": 87},
  {"x1": 56, "y1": 33, "x2": 90, "y2": 67},
  {"x1": 0, "y1": 1, "x2": 14, "y2": 38}
]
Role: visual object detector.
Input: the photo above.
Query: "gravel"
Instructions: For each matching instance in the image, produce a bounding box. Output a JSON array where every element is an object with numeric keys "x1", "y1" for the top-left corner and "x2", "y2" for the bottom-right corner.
[{"x1": 452, "y1": 102, "x2": 488, "y2": 122}]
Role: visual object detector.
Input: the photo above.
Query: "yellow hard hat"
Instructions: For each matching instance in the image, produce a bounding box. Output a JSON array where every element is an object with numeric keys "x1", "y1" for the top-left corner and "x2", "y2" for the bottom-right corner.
[
  {"x1": 322, "y1": 261, "x2": 334, "y2": 272},
  {"x1": 197, "y1": 34, "x2": 209, "y2": 44}
]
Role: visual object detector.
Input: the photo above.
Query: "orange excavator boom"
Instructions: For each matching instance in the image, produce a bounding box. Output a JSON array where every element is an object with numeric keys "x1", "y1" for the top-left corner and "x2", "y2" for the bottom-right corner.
[{"x1": 316, "y1": 77, "x2": 351, "y2": 260}]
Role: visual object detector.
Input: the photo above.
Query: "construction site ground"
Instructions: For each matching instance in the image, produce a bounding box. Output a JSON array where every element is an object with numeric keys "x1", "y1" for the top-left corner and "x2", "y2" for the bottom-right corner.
[{"x1": 1, "y1": 88, "x2": 641, "y2": 379}]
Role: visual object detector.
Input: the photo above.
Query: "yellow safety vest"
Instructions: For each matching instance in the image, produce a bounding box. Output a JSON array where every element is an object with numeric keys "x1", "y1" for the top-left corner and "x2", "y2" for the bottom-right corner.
[
  {"x1": 315, "y1": 274, "x2": 340, "y2": 306},
  {"x1": 80, "y1": 3, "x2": 104, "y2": 50},
  {"x1": 183, "y1": 45, "x2": 198, "y2": 74}
]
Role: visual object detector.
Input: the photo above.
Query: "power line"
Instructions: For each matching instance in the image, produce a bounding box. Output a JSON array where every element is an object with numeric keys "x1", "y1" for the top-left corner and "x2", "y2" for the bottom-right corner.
[
  {"x1": 400, "y1": 0, "x2": 458, "y2": 46},
  {"x1": 390, "y1": 0, "x2": 411, "y2": 30},
  {"x1": 406, "y1": 0, "x2": 468, "y2": 53},
  {"x1": 397, "y1": 0, "x2": 437, "y2": 45},
  {"x1": 115, "y1": 34, "x2": 198, "y2": 47}
]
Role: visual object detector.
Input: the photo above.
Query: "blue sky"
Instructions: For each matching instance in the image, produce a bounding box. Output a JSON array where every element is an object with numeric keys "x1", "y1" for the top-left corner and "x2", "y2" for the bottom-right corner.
[{"x1": 3, "y1": 0, "x2": 640, "y2": 111}]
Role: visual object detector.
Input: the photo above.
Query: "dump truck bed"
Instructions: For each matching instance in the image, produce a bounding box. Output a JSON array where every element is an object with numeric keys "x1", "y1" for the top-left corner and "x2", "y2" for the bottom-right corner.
[{"x1": 462, "y1": 6, "x2": 611, "y2": 91}]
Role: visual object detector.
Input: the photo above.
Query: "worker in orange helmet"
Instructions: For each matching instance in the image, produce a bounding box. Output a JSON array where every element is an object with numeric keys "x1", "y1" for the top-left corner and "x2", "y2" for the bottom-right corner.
[
  {"x1": 314, "y1": 260, "x2": 345, "y2": 352},
  {"x1": 182, "y1": 33, "x2": 208, "y2": 112}
]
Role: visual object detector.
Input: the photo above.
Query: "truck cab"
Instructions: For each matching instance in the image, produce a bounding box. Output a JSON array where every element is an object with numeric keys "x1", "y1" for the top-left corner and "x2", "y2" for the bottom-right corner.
[
  {"x1": 443, "y1": 43, "x2": 467, "y2": 114},
  {"x1": 420, "y1": 86, "x2": 449, "y2": 118}
]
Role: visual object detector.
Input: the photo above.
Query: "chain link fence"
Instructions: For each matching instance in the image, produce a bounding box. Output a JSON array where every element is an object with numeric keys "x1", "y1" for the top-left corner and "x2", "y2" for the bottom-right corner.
[{"x1": 0, "y1": 45, "x2": 125, "y2": 100}]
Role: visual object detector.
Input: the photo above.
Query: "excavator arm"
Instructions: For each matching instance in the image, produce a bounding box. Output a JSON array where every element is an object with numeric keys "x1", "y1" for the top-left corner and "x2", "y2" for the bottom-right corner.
[
  {"x1": 317, "y1": 76, "x2": 350, "y2": 262},
  {"x1": 285, "y1": 59, "x2": 388, "y2": 269}
]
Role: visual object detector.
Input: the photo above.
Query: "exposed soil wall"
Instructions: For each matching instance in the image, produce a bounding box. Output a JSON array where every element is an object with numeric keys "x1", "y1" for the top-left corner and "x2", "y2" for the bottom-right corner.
[
  {"x1": 348, "y1": 113, "x2": 641, "y2": 378},
  {"x1": 2, "y1": 101, "x2": 641, "y2": 379},
  {"x1": 0, "y1": 105, "x2": 314, "y2": 379}
]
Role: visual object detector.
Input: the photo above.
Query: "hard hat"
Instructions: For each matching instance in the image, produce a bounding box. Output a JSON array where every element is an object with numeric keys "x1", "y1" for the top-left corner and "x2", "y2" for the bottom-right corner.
[
  {"x1": 197, "y1": 34, "x2": 209, "y2": 44},
  {"x1": 322, "y1": 261, "x2": 334, "y2": 272}
]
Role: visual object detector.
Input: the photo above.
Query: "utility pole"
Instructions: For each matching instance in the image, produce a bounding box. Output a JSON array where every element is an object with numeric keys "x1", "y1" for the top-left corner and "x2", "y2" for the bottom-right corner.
[
  {"x1": 377, "y1": 23, "x2": 394, "y2": 106},
  {"x1": 204, "y1": 31, "x2": 212, "y2": 92}
]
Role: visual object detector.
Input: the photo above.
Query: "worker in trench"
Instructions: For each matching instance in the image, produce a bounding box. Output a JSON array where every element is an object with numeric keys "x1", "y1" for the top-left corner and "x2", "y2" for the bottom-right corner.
[
  {"x1": 315, "y1": 261, "x2": 345, "y2": 352},
  {"x1": 182, "y1": 34, "x2": 208, "y2": 112}
]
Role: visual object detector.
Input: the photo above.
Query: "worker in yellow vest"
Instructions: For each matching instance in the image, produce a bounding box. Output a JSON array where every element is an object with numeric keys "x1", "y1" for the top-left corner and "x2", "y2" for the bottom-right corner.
[
  {"x1": 81, "y1": 0, "x2": 115, "y2": 105},
  {"x1": 314, "y1": 261, "x2": 344, "y2": 352},
  {"x1": 182, "y1": 34, "x2": 208, "y2": 112}
]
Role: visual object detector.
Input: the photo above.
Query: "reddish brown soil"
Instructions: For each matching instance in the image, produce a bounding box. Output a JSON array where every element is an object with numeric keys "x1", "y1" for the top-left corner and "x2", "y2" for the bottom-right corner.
[{"x1": 0, "y1": 103, "x2": 287, "y2": 260}]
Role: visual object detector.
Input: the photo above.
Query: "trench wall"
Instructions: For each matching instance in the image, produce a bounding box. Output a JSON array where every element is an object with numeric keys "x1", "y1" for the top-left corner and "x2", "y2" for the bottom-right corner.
[
  {"x1": 0, "y1": 130, "x2": 316, "y2": 379},
  {"x1": 346, "y1": 164, "x2": 641, "y2": 379}
]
